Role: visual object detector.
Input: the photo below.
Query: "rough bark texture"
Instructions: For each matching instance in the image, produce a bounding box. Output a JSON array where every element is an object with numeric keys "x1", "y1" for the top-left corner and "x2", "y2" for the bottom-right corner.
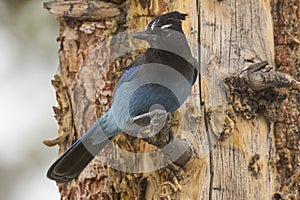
[
  {"x1": 45, "y1": 1, "x2": 127, "y2": 199},
  {"x1": 272, "y1": 0, "x2": 300, "y2": 199},
  {"x1": 44, "y1": 0, "x2": 299, "y2": 199}
]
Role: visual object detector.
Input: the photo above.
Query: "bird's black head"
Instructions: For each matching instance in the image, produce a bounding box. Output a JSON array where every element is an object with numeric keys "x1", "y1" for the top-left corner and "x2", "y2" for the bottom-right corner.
[
  {"x1": 133, "y1": 11, "x2": 188, "y2": 48},
  {"x1": 145, "y1": 11, "x2": 187, "y2": 34}
]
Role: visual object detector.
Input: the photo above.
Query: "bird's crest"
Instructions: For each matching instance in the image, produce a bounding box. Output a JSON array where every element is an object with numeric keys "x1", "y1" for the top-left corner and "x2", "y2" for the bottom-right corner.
[
  {"x1": 146, "y1": 11, "x2": 187, "y2": 31},
  {"x1": 161, "y1": 11, "x2": 187, "y2": 21}
]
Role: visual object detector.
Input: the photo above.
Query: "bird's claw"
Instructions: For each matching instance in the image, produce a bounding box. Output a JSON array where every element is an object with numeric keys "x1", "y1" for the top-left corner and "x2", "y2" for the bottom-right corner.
[
  {"x1": 133, "y1": 109, "x2": 168, "y2": 123},
  {"x1": 133, "y1": 109, "x2": 171, "y2": 135},
  {"x1": 149, "y1": 110, "x2": 168, "y2": 125}
]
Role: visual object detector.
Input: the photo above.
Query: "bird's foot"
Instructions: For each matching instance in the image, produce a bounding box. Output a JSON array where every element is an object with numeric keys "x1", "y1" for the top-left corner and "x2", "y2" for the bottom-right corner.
[
  {"x1": 149, "y1": 110, "x2": 171, "y2": 136},
  {"x1": 133, "y1": 109, "x2": 172, "y2": 136},
  {"x1": 133, "y1": 109, "x2": 168, "y2": 123}
]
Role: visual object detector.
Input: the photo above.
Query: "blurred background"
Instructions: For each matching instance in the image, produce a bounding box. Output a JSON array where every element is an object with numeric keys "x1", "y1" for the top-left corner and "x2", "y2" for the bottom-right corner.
[{"x1": 0, "y1": 0, "x2": 60, "y2": 199}]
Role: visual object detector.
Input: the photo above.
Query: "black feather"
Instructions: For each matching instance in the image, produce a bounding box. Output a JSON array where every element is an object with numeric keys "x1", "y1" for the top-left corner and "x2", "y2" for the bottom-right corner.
[{"x1": 161, "y1": 11, "x2": 187, "y2": 21}]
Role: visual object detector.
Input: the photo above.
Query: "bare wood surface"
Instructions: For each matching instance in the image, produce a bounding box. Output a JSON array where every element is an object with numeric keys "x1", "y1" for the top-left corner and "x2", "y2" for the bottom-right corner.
[
  {"x1": 199, "y1": 0, "x2": 276, "y2": 199},
  {"x1": 44, "y1": 0, "x2": 121, "y2": 20}
]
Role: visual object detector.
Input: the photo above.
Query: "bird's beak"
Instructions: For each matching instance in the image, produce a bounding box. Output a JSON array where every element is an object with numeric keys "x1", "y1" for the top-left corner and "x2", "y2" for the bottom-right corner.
[{"x1": 132, "y1": 31, "x2": 156, "y2": 41}]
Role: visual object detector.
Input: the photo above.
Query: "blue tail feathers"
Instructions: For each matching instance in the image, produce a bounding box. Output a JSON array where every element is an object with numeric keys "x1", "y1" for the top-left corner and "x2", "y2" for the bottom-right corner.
[{"x1": 47, "y1": 109, "x2": 120, "y2": 183}]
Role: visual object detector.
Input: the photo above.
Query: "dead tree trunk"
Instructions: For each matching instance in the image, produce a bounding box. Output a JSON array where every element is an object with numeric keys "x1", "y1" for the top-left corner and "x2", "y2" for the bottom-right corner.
[{"x1": 44, "y1": 0, "x2": 299, "y2": 199}]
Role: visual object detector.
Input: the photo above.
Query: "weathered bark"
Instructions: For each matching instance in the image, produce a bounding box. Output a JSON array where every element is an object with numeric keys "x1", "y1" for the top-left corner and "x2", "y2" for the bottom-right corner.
[
  {"x1": 272, "y1": 0, "x2": 300, "y2": 199},
  {"x1": 44, "y1": 0, "x2": 299, "y2": 199}
]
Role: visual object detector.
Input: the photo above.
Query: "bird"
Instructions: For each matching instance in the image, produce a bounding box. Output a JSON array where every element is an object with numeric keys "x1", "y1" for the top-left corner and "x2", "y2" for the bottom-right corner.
[{"x1": 47, "y1": 11, "x2": 198, "y2": 183}]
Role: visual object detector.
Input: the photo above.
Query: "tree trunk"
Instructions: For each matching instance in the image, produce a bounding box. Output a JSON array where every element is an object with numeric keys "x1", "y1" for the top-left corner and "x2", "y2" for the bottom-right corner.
[
  {"x1": 44, "y1": 0, "x2": 299, "y2": 199},
  {"x1": 272, "y1": 0, "x2": 300, "y2": 199}
]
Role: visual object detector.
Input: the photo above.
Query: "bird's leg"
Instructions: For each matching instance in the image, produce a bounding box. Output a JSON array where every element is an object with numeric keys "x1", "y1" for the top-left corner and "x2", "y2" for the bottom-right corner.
[
  {"x1": 133, "y1": 109, "x2": 171, "y2": 136},
  {"x1": 132, "y1": 109, "x2": 168, "y2": 122},
  {"x1": 149, "y1": 109, "x2": 171, "y2": 136},
  {"x1": 134, "y1": 110, "x2": 193, "y2": 167},
  {"x1": 133, "y1": 109, "x2": 173, "y2": 148}
]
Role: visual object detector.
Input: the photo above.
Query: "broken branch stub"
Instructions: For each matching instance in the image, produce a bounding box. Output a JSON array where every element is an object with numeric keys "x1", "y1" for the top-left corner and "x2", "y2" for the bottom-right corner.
[
  {"x1": 240, "y1": 61, "x2": 300, "y2": 91},
  {"x1": 44, "y1": 0, "x2": 121, "y2": 20}
]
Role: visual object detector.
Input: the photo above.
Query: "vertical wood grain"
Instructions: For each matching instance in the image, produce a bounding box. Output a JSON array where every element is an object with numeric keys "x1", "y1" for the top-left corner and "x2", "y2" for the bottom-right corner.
[{"x1": 199, "y1": 0, "x2": 276, "y2": 199}]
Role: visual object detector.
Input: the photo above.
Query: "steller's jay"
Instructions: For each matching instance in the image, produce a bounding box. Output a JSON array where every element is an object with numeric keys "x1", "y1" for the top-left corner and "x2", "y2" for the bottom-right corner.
[{"x1": 47, "y1": 11, "x2": 198, "y2": 183}]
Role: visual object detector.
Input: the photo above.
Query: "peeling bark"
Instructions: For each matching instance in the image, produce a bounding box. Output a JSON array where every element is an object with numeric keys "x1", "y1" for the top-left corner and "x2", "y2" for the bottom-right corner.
[{"x1": 43, "y1": 75, "x2": 74, "y2": 155}]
